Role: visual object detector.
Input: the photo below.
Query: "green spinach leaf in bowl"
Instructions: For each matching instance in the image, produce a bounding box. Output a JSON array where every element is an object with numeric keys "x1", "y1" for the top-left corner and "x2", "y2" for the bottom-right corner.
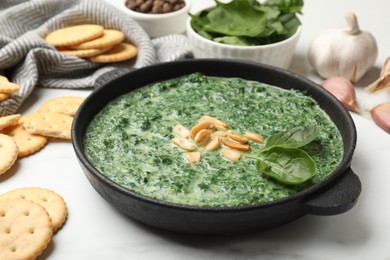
[{"x1": 190, "y1": 0, "x2": 303, "y2": 46}]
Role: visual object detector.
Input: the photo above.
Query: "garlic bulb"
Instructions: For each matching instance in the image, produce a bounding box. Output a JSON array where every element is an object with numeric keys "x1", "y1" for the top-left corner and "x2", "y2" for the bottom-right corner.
[{"x1": 308, "y1": 12, "x2": 378, "y2": 83}]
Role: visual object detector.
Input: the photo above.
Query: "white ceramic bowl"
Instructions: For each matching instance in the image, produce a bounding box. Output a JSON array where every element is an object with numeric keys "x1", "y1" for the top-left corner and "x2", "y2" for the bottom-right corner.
[
  {"x1": 122, "y1": 0, "x2": 191, "y2": 38},
  {"x1": 186, "y1": 10, "x2": 301, "y2": 69}
]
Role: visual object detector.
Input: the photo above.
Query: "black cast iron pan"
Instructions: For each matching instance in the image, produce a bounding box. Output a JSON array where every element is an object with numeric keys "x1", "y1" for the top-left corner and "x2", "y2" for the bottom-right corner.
[{"x1": 72, "y1": 59, "x2": 361, "y2": 235}]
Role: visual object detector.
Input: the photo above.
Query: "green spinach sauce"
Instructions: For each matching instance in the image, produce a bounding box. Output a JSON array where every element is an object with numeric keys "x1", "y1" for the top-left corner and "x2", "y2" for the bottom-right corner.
[{"x1": 84, "y1": 73, "x2": 343, "y2": 207}]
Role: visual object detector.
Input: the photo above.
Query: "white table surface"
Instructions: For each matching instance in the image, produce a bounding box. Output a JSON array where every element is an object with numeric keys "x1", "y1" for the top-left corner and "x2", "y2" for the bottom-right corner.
[{"x1": 2, "y1": 0, "x2": 390, "y2": 259}]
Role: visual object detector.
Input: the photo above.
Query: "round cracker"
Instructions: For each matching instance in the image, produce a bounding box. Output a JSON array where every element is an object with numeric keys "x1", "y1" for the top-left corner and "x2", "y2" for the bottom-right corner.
[
  {"x1": 58, "y1": 46, "x2": 112, "y2": 58},
  {"x1": 0, "y1": 134, "x2": 18, "y2": 175},
  {"x1": 0, "y1": 81, "x2": 20, "y2": 94},
  {"x1": 0, "y1": 187, "x2": 67, "y2": 232},
  {"x1": 0, "y1": 114, "x2": 21, "y2": 131},
  {"x1": 88, "y1": 42, "x2": 137, "y2": 63},
  {"x1": 0, "y1": 199, "x2": 53, "y2": 260},
  {"x1": 45, "y1": 24, "x2": 104, "y2": 47},
  {"x1": 38, "y1": 96, "x2": 85, "y2": 116},
  {"x1": 0, "y1": 75, "x2": 9, "y2": 82},
  {"x1": 20, "y1": 112, "x2": 73, "y2": 140},
  {"x1": 0, "y1": 76, "x2": 12, "y2": 101},
  {"x1": 0, "y1": 93, "x2": 10, "y2": 102},
  {"x1": 1, "y1": 124, "x2": 48, "y2": 158},
  {"x1": 69, "y1": 29, "x2": 125, "y2": 50}
]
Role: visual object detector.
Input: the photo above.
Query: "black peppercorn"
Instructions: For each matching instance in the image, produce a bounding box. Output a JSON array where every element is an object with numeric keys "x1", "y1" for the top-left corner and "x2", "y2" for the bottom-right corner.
[{"x1": 126, "y1": 0, "x2": 185, "y2": 14}]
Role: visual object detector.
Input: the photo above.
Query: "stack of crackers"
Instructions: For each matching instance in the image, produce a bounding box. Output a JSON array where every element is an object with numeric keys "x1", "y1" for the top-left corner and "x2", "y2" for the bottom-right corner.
[
  {"x1": 0, "y1": 187, "x2": 68, "y2": 259},
  {"x1": 45, "y1": 24, "x2": 138, "y2": 63},
  {"x1": 0, "y1": 96, "x2": 85, "y2": 176},
  {"x1": 0, "y1": 75, "x2": 20, "y2": 102}
]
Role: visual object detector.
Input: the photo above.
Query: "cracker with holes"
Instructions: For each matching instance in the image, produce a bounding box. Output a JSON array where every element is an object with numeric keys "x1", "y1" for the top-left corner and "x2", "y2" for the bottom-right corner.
[
  {"x1": 0, "y1": 198, "x2": 53, "y2": 260},
  {"x1": 0, "y1": 134, "x2": 18, "y2": 175},
  {"x1": 0, "y1": 187, "x2": 67, "y2": 232},
  {"x1": 1, "y1": 123, "x2": 48, "y2": 158},
  {"x1": 45, "y1": 24, "x2": 104, "y2": 47},
  {"x1": 0, "y1": 81, "x2": 20, "y2": 94},
  {"x1": 88, "y1": 42, "x2": 137, "y2": 63},
  {"x1": 58, "y1": 46, "x2": 112, "y2": 58},
  {"x1": 0, "y1": 114, "x2": 21, "y2": 131},
  {"x1": 20, "y1": 112, "x2": 73, "y2": 140},
  {"x1": 69, "y1": 29, "x2": 125, "y2": 50},
  {"x1": 0, "y1": 76, "x2": 17, "y2": 101},
  {"x1": 0, "y1": 75, "x2": 9, "y2": 82},
  {"x1": 38, "y1": 96, "x2": 85, "y2": 116},
  {"x1": 0, "y1": 93, "x2": 10, "y2": 102}
]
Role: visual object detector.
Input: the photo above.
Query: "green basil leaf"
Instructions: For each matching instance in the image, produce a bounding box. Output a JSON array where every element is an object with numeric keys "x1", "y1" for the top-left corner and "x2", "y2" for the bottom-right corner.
[
  {"x1": 256, "y1": 147, "x2": 316, "y2": 185},
  {"x1": 214, "y1": 36, "x2": 253, "y2": 46},
  {"x1": 189, "y1": 13, "x2": 215, "y2": 40},
  {"x1": 279, "y1": 13, "x2": 301, "y2": 38},
  {"x1": 261, "y1": 125, "x2": 319, "y2": 152},
  {"x1": 204, "y1": 0, "x2": 271, "y2": 37},
  {"x1": 263, "y1": 0, "x2": 304, "y2": 14},
  {"x1": 253, "y1": 5, "x2": 280, "y2": 20}
]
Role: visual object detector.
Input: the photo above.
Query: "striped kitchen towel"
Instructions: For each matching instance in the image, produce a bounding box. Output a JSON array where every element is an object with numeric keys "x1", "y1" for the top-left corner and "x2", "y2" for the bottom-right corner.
[{"x1": 0, "y1": 0, "x2": 192, "y2": 116}]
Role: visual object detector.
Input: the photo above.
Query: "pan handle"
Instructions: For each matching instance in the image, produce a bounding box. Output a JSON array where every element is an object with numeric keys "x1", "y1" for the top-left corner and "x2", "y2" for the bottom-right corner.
[{"x1": 302, "y1": 168, "x2": 361, "y2": 215}]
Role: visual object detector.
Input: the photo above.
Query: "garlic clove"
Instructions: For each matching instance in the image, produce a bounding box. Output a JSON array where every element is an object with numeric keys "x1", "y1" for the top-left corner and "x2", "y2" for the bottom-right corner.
[
  {"x1": 370, "y1": 103, "x2": 390, "y2": 134},
  {"x1": 366, "y1": 57, "x2": 390, "y2": 94},
  {"x1": 308, "y1": 12, "x2": 378, "y2": 83},
  {"x1": 379, "y1": 57, "x2": 390, "y2": 78},
  {"x1": 320, "y1": 76, "x2": 360, "y2": 113}
]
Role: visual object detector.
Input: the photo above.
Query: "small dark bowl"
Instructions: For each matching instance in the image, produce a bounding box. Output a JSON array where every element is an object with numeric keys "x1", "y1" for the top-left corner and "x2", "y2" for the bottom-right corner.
[{"x1": 72, "y1": 59, "x2": 361, "y2": 235}]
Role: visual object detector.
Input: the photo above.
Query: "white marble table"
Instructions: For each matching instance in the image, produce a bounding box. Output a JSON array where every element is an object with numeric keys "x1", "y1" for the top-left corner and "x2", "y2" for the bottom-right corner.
[{"x1": 2, "y1": 0, "x2": 390, "y2": 259}]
